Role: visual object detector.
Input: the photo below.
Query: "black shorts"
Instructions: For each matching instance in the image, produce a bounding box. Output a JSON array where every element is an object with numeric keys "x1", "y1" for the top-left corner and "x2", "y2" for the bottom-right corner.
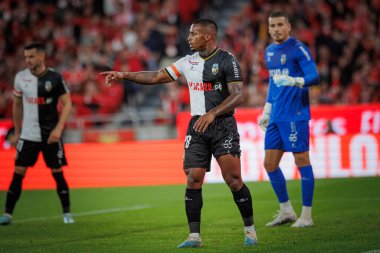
[
  {"x1": 15, "y1": 139, "x2": 68, "y2": 169},
  {"x1": 183, "y1": 115, "x2": 241, "y2": 171}
]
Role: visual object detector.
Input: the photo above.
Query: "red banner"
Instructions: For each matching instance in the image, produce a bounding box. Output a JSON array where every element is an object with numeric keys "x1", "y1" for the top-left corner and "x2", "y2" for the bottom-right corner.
[
  {"x1": 176, "y1": 104, "x2": 380, "y2": 140},
  {"x1": 0, "y1": 104, "x2": 379, "y2": 190},
  {"x1": 0, "y1": 140, "x2": 185, "y2": 190},
  {"x1": 177, "y1": 104, "x2": 380, "y2": 183}
]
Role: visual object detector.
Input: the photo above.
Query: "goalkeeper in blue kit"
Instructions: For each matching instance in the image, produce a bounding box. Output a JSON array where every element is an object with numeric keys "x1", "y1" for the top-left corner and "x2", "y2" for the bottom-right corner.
[{"x1": 259, "y1": 11, "x2": 319, "y2": 227}]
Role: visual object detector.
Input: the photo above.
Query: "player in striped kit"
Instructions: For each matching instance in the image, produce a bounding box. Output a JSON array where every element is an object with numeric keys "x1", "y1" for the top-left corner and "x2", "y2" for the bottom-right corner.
[
  {"x1": 0, "y1": 43, "x2": 74, "y2": 225},
  {"x1": 259, "y1": 11, "x2": 319, "y2": 228},
  {"x1": 101, "y1": 19, "x2": 257, "y2": 248}
]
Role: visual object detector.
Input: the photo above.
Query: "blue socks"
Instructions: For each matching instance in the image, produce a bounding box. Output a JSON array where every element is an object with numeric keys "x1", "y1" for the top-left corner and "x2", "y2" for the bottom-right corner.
[
  {"x1": 268, "y1": 166, "x2": 314, "y2": 207},
  {"x1": 299, "y1": 165, "x2": 314, "y2": 206},
  {"x1": 267, "y1": 168, "x2": 289, "y2": 203}
]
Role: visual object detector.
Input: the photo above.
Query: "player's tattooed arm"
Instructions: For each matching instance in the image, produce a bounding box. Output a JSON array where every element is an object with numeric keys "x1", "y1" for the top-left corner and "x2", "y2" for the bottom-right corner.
[
  {"x1": 12, "y1": 96, "x2": 23, "y2": 140},
  {"x1": 193, "y1": 81, "x2": 244, "y2": 133},
  {"x1": 100, "y1": 69, "x2": 173, "y2": 86},
  {"x1": 210, "y1": 81, "x2": 244, "y2": 116}
]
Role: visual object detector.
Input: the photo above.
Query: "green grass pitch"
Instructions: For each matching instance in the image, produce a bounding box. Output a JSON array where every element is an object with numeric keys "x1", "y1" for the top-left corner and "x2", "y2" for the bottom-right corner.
[{"x1": 0, "y1": 177, "x2": 379, "y2": 253}]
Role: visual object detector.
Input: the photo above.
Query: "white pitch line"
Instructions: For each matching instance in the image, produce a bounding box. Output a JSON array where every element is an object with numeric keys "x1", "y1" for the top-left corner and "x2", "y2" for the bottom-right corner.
[{"x1": 13, "y1": 205, "x2": 152, "y2": 223}]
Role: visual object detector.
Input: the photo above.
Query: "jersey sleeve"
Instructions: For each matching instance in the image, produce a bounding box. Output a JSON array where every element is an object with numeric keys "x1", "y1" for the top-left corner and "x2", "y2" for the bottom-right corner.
[
  {"x1": 224, "y1": 54, "x2": 243, "y2": 84},
  {"x1": 296, "y1": 43, "x2": 319, "y2": 87},
  {"x1": 264, "y1": 48, "x2": 274, "y2": 103},
  {"x1": 164, "y1": 57, "x2": 186, "y2": 81},
  {"x1": 56, "y1": 74, "x2": 70, "y2": 97},
  {"x1": 13, "y1": 73, "x2": 23, "y2": 98}
]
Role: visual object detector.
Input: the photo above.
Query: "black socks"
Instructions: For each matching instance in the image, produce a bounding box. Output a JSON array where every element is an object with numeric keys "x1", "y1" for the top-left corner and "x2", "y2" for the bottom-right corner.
[
  {"x1": 52, "y1": 171, "x2": 70, "y2": 213},
  {"x1": 232, "y1": 184, "x2": 254, "y2": 226},
  {"x1": 185, "y1": 188, "x2": 203, "y2": 234},
  {"x1": 5, "y1": 173, "x2": 24, "y2": 214}
]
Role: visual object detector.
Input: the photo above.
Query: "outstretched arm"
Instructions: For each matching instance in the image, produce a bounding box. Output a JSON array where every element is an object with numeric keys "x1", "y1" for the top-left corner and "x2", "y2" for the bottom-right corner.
[{"x1": 100, "y1": 69, "x2": 173, "y2": 86}]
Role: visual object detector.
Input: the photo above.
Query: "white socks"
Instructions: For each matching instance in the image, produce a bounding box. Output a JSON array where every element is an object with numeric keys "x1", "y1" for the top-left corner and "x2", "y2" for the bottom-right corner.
[
  {"x1": 280, "y1": 200, "x2": 294, "y2": 213},
  {"x1": 189, "y1": 233, "x2": 200, "y2": 239},
  {"x1": 300, "y1": 206, "x2": 312, "y2": 220},
  {"x1": 244, "y1": 225, "x2": 256, "y2": 233}
]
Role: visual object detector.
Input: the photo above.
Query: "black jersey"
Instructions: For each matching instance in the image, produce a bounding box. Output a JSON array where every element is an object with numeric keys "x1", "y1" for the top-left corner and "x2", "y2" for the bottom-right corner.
[
  {"x1": 165, "y1": 48, "x2": 243, "y2": 116},
  {"x1": 13, "y1": 68, "x2": 69, "y2": 142}
]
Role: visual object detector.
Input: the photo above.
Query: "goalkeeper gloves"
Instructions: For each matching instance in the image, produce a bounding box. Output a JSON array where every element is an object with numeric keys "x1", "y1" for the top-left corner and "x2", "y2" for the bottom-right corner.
[
  {"x1": 273, "y1": 75, "x2": 304, "y2": 88},
  {"x1": 258, "y1": 102, "x2": 272, "y2": 132}
]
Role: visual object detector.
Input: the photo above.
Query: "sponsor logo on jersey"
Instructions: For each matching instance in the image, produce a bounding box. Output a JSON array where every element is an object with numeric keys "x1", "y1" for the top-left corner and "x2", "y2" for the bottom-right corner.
[
  {"x1": 281, "y1": 54, "x2": 286, "y2": 65},
  {"x1": 45, "y1": 81, "x2": 52, "y2": 92},
  {"x1": 269, "y1": 68, "x2": 289, "y2": 77},
  {"x1": 26, "y1": 96, "x2": 52, "y2": 104},
  {"x1": 232, "y1": 60, "x2": 240, "y2": 78},
  {"x1": 214, "y1": 82, "x2": 222, "y2": 91},
  {"x1": 188, "y1": 82, "x2": 224, "y2": 92},
  {"x1": 189, "y1": 81, "x2": 213, "y2": 91},
  {"x1": 189, "y1": 60, "x2": 199, "y2": 65},
  {"x1": 212, "y1": 63, "x2": 219, "y2": 75}
]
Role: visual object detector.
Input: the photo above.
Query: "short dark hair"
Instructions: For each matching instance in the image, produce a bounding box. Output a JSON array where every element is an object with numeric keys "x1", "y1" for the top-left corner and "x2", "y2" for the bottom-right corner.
[
  {"x1": 24, "y1": 42, "x2": 45, "y2": 52},
  {"x1": 192, "y1": 18, "x2": 218, "y2": 32},
  {"x1": 269, "y1": 11, "x2": 289, "y2": 22}
]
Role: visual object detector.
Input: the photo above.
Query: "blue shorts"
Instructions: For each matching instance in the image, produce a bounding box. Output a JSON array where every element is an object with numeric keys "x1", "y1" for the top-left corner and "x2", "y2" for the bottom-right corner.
[{"x1": 264, "y1": 121, "x2": 310, "y2": 152}]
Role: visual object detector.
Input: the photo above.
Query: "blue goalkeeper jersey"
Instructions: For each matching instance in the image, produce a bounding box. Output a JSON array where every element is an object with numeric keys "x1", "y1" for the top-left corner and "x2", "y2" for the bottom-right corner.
[{"x1": 265, "y1": 37, "x2": 319, "y2": 122}]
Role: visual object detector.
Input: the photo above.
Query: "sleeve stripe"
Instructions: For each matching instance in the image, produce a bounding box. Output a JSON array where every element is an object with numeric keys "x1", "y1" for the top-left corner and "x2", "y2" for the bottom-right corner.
[
  {"x1": 227, "y1": 80, "x2": 243, "y2": 84},
  {"x1": 298, "y1": 46, "x2": 311, "y2": 61},
  {"x1": 13, "y1": 89, "x2": 22, "y2": 97},
  {"x1": 170, "y1": 64, "x2": 181, "y2": 78},
  {"x1": 164, "y1": 68, "x2": 176, "y2": 81}
]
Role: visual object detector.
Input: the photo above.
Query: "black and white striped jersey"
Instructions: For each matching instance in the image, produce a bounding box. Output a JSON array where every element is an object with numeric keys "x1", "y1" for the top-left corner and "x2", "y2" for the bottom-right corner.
[
  {"x1": 13, "y1": 68, "x2": 69, "y2": 142},
  {"x1": 165, "y1": 48, "x2": 243, "y2": 116}
]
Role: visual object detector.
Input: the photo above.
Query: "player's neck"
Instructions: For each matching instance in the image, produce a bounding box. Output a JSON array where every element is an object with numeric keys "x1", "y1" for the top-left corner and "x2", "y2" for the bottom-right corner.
[
  {"x1": 32, "y1": 65, "x2": 47, "y2": 77},
  {"x1": 274, "y1": 36, "x2": 290, "y2": 45},
  {"x1": 199, "y1": 44, "x2": 218, "y2": 58}
]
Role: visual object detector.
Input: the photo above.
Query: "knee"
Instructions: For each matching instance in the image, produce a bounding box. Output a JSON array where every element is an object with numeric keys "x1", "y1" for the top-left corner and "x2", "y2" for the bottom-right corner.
[
  {"x1": 14, "y1": 167, "x2": 27, "y2": 176},
  {"x1": 51, "y1": 168, "x2": 63, "y2": 174},
  {"x1": 187, "y1": 175, "x2": 203, "y2": 189},
  {"x1": 263, "y1": 160, "x2": 278, "y2": 172},
  {"x1": 224, "y1": 175, "x2": 243, "y2": 192},
  {"x1": 295, "y1": 156, "x2": 310, "y2": 168}
]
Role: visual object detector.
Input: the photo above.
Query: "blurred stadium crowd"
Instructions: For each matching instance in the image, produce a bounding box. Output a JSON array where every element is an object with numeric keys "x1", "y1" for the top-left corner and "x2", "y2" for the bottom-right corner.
[{"x1": 0, "y1": 0, "x2": 379, "y2": 125}]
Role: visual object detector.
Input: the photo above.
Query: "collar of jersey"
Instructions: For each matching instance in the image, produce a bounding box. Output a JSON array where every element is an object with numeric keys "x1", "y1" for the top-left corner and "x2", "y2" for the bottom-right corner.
[
  {"x1": 200, "y1": 47, "x2": 220, "y2": 61},
  {"x1": 30, "y1": 67, "x2": 49, "y2": 78},
  {"x1": 273, "y1": 37, "x2": 294, "y2": 49}
]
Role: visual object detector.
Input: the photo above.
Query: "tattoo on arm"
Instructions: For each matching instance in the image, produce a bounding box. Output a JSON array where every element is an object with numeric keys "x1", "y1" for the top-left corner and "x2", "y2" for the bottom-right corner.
[
  {"x1": 209, "y1": 82, "x2": 244, "y2": 116},
  {"x1": 122, "y1": 69, "x2": 172, "y2": 85}
]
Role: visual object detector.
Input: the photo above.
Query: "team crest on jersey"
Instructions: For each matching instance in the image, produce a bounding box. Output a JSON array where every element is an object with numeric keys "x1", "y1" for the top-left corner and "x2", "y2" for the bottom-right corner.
[
  {"x1": 281, "y1": 54, "x2": 286, "y2": 65},
  {"x1": 212, "y1": 63, "x2": 219, "y2": 75},
  {"x1": 45, "y1": 81, "x2": 52, "y2": 92}
]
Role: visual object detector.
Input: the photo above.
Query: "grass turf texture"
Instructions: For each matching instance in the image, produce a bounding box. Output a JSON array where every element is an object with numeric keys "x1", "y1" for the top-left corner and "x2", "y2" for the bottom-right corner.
[{"x1": 0, "y1": 177, "x2": 379, "y2": 253}]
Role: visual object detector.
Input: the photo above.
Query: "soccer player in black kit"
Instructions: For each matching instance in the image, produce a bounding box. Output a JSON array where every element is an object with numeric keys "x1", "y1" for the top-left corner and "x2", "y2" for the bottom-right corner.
[
  {"x1": 100, "y1": 19, "x2": 257, "y2": 247},
  {"x1": 0, "y1": 43, "x2": 74, "y2": 225}
]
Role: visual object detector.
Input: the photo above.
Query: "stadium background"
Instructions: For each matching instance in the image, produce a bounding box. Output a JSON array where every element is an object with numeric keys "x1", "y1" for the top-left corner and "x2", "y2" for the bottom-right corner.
[{"x1": 0, "y1": 0, "x2": 379, "y2": 188}]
